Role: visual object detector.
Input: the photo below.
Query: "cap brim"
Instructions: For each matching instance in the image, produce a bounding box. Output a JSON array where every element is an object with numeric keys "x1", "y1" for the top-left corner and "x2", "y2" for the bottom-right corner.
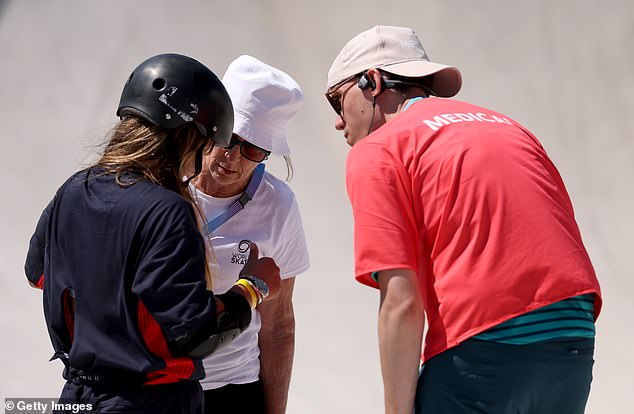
[
  {"x1": 234, "y1": 110, "x2": 291, "y2": 156},
  {"x1": 380, "y1": 60, "x2": 462, "y2": 97}
]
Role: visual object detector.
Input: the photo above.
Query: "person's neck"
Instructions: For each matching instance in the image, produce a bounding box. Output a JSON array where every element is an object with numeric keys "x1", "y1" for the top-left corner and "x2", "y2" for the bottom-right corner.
[
  {"x1": 194, "y1": 175, "x2": 246, "y2": 198},
  {"x1": 382, "y1": 92, "x2": 426, "y2": 123}
]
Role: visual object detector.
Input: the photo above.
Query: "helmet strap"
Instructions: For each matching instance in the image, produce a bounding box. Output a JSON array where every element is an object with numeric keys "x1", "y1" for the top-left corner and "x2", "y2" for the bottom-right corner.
[{"x1": 182, "y1": 143, "x2": 207, "y2": 186}]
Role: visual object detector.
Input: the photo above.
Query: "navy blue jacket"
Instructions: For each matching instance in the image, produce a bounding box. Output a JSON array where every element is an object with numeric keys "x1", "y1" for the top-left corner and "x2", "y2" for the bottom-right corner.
[{"x1": 27, "y1": 168, "x2": 218, "y2": 383}]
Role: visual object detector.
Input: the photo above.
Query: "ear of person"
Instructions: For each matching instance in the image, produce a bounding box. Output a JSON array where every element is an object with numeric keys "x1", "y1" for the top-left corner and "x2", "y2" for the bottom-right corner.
[{"x1": 366, "y1": 69, "x2": 385, "y2": 98}]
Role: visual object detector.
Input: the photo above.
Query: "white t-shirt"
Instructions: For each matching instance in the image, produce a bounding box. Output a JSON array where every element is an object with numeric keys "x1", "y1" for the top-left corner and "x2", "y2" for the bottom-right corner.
[{"x1": 192, "y1": 170, "x2": 310, "y2": 389}]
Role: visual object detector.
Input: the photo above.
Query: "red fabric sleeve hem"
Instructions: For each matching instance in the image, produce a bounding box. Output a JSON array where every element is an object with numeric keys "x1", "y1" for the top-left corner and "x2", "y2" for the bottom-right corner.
[
  {"x1": 355, "y1": 273, "x2": 379, "y2": 289},
  {"x1": 36, "y1": 274, "x2": 44, "y2": 289}
]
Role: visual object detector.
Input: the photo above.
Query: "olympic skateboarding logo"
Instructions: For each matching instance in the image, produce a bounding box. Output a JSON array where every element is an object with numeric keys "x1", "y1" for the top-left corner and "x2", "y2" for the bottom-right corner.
[{"x1": 238, "y1": 240, "x2": 252, "y2": 253}]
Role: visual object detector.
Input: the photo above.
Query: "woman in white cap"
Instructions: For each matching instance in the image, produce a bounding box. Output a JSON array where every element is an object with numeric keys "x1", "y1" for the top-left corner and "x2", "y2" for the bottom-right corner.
[{"x1": 192, "y1": 55, "x2": 310, "y2": 414}]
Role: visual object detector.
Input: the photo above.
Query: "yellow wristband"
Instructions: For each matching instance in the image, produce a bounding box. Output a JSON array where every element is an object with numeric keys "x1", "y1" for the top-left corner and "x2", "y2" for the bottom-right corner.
[
  {"x1": 242, "y1": 278, "x2": 263, "y2": 305},
  {"x1": 234, "y1": 280, "x2": 256, "y2": 308},
  {"x1": 234, "y1": 279, "x2": 258, "y2": 309}
]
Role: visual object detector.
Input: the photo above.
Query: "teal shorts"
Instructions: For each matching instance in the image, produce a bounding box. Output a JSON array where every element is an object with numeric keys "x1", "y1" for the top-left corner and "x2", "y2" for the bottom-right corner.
[{"x1": 415, "y1": 337, "x2": 595, "y2": 414}]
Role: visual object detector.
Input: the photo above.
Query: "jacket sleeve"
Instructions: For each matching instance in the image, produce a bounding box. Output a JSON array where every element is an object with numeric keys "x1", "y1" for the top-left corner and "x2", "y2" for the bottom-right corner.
[
  {"x1": 25, "y1": 200, "x2": 53, "y2": 289},
  {"x1": 131, "y1": 197, "x2": 252, "y2": 357}
]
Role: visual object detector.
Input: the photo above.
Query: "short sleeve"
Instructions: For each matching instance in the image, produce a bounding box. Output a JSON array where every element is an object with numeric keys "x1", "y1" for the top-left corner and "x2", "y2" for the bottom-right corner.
[
  {"x1": 346, "y1": 142, "x2": 419, "y2": 288},
  {"x1": 273, "y1": 195, "x2": 310, "y2": 278}
]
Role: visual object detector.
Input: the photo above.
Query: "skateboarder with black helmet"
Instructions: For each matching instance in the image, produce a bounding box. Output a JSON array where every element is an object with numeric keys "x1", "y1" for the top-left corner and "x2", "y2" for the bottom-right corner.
[{"x1": 25, "y1": 53, "x2": 281, "y2": 413}]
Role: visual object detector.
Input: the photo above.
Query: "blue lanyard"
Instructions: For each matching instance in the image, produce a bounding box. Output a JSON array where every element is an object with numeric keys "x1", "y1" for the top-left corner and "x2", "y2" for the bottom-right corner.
[
  {"x1": 203, "y1": 163, "x2": 265, "y2": 235},
  {"x1": 402, "y1": 96, "x2": 425, "y2": 112}
]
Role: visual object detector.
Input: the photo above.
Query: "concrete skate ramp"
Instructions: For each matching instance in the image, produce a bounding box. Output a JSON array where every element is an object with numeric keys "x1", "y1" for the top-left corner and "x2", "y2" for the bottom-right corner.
[{"x1": 1, "y1": 1, "x2": 632, "y2": 412}]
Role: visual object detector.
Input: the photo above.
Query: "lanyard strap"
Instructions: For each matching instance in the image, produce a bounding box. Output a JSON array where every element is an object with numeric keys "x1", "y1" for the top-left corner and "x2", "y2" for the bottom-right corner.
[
  {"x1": 204, "y1": 163, "x2": 265, "y2": 235},
  {"x1": 402, "y1": 96, "x2": 425, "y2": 112}
]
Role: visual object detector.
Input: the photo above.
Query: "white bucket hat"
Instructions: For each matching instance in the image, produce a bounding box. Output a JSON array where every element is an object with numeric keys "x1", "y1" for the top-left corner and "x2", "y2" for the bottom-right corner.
[
  {"x1": 327, "y1": 25, "x2": 462, "y2": 97},
  {"x1": 221, "y1": 55, "x2": 304, "y2": 156}
]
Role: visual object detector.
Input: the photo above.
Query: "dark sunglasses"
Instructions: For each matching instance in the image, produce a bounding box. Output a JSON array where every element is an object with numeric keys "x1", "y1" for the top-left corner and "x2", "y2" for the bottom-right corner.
[
  {"x1": 325, "y1": 74, "x2": 360, "y2": 115},
  {"x1": 217, "y1": 135, "x2": 270, "y2": 163}
]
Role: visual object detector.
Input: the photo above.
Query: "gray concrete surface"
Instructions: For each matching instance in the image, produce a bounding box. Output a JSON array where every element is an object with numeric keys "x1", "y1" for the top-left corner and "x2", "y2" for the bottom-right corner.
[{"x1": 1, "y1": 1, "x2": 632, "y2": 412}]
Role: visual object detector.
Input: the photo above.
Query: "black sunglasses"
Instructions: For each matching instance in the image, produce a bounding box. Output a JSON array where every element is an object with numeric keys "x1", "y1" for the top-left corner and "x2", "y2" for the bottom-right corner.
[{"x1": 217, "y1": 135, "x2": 271, "y2": 163}]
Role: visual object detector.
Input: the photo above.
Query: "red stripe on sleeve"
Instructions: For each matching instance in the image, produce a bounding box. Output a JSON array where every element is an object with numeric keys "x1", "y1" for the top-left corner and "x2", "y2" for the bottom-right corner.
[
  {"x1": 137, "y1": 301, "x2": 195, "y2": 384},
  {"x1": 36, "y1": 274, "x2": 44, "y2": 289}
]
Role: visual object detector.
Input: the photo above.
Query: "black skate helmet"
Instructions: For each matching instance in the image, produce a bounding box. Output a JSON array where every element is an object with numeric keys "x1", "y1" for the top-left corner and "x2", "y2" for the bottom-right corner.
[{"x1": 117, "y1": 53, "x2": 233, "y2": 147}]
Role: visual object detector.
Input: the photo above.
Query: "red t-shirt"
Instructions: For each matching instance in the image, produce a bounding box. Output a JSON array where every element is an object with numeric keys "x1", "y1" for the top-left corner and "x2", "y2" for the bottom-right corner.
[{"x1": 346, "y1": 97, "x2": 601, "y2": 363}]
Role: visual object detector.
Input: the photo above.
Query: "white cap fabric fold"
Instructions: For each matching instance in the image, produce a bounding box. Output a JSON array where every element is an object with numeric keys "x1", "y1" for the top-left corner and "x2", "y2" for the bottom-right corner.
[{"x1": 222, "y1": 55, "x2": 304, "y2": 156}]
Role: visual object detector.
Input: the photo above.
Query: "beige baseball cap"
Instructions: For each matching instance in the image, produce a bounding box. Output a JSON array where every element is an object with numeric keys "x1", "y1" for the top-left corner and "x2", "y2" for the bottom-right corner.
[{"x1": 327, "y1": 25, "x2": 462, "y2": 97}]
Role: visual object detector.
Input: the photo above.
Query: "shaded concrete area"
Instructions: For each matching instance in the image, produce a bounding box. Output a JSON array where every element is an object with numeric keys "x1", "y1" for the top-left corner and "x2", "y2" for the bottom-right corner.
[{"x1": 1, "y1": 1, "x2": 632, "y2": 412}]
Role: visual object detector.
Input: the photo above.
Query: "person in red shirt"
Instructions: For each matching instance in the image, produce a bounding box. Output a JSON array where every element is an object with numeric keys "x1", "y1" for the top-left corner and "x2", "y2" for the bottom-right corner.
[{"x1": 325, "y1": 25, "x2": 601, "y2": 414}]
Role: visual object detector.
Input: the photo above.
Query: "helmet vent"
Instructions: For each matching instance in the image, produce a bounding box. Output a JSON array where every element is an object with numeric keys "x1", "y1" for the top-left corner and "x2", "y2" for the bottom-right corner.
[{"x1": 152, "y1": 78, "x2": 166, "y2": 91}]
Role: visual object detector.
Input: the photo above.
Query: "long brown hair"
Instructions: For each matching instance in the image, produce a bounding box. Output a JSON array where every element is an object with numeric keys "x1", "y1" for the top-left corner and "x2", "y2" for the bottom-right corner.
[
  {"x1": 96, "y1": 116, "x2": 215, "y2": 288},
  {"x1": 97, "y1": 116, "x2": 208, "y2": 201}
]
